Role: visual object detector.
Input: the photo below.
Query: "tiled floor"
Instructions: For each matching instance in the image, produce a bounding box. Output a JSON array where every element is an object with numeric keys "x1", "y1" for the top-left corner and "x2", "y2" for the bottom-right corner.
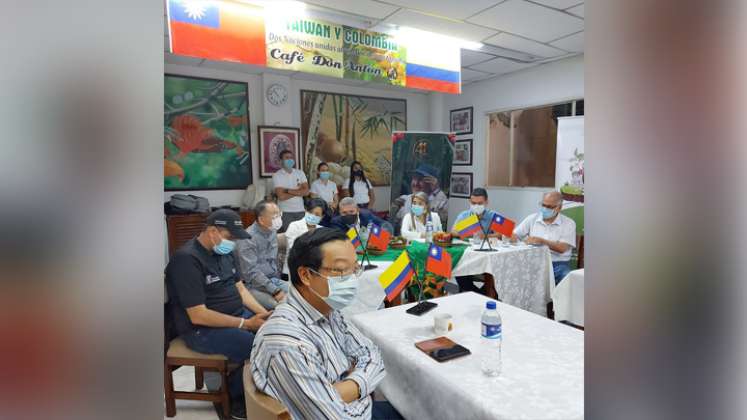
[{"x1": 165, "y1": 366, "x2": 222, "y2": 420}]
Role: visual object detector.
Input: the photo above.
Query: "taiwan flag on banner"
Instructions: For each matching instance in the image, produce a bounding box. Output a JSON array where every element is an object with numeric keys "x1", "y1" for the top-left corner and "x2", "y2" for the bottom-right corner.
[
  {"x1": 167, "y1": 0, "x2": 266, "y2": 66},
  {"x1": 367, "y1": 224, "x2": 390, "y2": 251},
  {"x1": 426, "y1": 244, "x2": 452, "y2": 279},
  {"x1": 489, "y1": 213, "x2": 516, "y2": 237}
]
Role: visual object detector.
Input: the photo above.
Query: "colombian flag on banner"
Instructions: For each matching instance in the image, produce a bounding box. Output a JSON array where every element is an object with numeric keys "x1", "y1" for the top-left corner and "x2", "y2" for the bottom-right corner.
[
  {"x1": 367, "y1": 224, "x2": 390, "y2": 251},
  {"x1": 378, "y1": 252, "x2": 415, "y2": 302},
  {"x1": 167, "y1": 0, "x2": 266, "y2": 66},
  {"x1": 426, "y1": 244, "x2": 452, "y2": 279},
  {"x1": 346, "y1": 227, "x2": 361, "y2": 248},
  {"x1": 453, "y1": 214, "x2": 481, "y2": 239},
  {"x1": 489, "y1": 213, "x2": 516, "y2": 237}
]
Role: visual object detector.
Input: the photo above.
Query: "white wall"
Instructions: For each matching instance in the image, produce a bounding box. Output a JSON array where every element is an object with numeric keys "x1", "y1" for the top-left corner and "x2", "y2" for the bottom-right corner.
[
  {"x1": 164, "y1": 62, "x2": 430, "y2": 212},
  {"x1": 442, "y1": 55, "x2": 585, "y2": 224}
]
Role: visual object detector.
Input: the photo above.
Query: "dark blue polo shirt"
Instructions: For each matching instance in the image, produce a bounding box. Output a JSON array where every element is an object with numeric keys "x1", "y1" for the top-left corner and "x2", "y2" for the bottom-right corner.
[{"x1": 165, "y1": 238, "x2": 244, "y2": 336}]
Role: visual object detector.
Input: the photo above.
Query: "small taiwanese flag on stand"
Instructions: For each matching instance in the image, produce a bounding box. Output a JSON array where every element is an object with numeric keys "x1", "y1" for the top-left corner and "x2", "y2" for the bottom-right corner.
[
  {"x1": 367, "y1": 224, "x2": 391, "y2": 251},
  {"x1": 426, "y1": 244, "x2": 452, "y2": 279},
  {"x1": 346, "y1": 227, "x2": 362, "y2": 247},
  {"x1": 489, "y1": 213, "x2": 515, "y2": 237}
]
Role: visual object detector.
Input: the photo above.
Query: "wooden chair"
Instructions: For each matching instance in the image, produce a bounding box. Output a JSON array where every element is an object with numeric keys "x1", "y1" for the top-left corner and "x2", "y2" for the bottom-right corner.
[
  {"x1": 243, "y1": 364, "x2": 290, "y2": 420},
  {"x1": 576, "y1": 234, "x2": 584, "y2": 269},
  {"x1": 164, "y1": 305, "x2": 231, "y2": 418},
  {"x1": 166, "y1": 210, "x2": 256, "y2": 256}
]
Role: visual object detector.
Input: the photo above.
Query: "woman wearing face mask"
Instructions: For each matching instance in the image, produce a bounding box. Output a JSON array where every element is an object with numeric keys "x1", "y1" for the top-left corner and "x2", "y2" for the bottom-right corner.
[
  {"x1": 310, "y1": 162, "x2": 339, "y2": 213},
  {"x1": 400, "y1": 192, "x2": 443, "y2": 242},
  {"x1": 342, "y1": 161, "x2": 375, "y2": 209},
  {"x1": 284, "y1": 198, "x2": 326, "y2": 258}
]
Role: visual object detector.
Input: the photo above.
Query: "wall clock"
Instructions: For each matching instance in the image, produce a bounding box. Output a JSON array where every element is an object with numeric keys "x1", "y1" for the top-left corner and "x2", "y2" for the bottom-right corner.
[{"x1": 266, "y1": 83, "x2": 288, "y2": 106}]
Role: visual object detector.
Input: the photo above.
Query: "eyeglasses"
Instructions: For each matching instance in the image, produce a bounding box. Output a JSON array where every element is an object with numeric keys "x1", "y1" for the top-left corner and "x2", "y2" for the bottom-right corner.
[
  {"x1": 315, "y1": 264, "x2": 364, "y2": 278},
  {"x1": 539, "y1": 202, "x2": 558, "y2": 209}
]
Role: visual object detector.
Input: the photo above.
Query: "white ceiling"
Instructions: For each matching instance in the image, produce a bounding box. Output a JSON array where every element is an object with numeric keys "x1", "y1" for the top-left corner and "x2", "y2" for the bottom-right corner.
[{"x1": 165, "y1": 0, "x2": 584, "y2": 91}]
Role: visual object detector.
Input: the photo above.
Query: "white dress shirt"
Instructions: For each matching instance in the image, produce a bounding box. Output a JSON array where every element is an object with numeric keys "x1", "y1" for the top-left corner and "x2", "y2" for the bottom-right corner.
[
  {"x1": 272, "y1": 168, "x2": 307, "y2": 212},
  {"x1": 400, "y1": 212, "x2": 443, "y2": 242},
  {"x1": 342, "y1": 178, "x2": 372, "y2": 205},
  {"x1": 513, "y1": 212, "x2": 577, "y2": 261},
  {"x1": 310, "y1": 179, "x2": 338, "y2": 203}
]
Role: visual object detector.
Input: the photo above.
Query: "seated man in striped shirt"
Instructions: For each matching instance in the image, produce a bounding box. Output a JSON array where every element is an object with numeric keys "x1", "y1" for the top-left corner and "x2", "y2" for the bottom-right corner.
[{"x1": 250, "y1": 228, "x2": 402, "y2": 419}]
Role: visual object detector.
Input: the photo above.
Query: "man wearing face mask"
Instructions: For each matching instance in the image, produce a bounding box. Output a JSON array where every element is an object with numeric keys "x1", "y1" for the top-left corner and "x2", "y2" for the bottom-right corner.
[
  {"x1": 328, "y1": 197, "x2": 393, "y2": 234},
  {"x1": 451, "y1": 188, "x2": 502, "y2": 294},
  {"x1": 272, "y1": 149, "x2": 309, "y2": 232},
  {"x1": 250, "y1": 228, "x2": 403, "y2": 420},
  {"x1": 165, "y1": 209, "x2": 271, "y2": 419},
  {"x1": 235, "y1": 201, "x2": 289, "y2": 310},
  {"x1": 512, "y1": 191, "x2": 576, "y2": 284}
]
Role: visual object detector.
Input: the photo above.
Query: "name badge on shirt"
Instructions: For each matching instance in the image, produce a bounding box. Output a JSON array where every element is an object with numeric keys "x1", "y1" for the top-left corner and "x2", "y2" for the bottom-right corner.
[{"x1": 205, "y1": 274, "x2": 221, "y2": 285}]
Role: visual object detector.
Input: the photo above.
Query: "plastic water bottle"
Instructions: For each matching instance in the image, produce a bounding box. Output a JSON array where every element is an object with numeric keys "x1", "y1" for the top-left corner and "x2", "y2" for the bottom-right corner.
[
  {"x1": 480, "y1": 301, "x2": 502, "y2": 377},
  {"x1": 425, "y1": 220, "x2": 433, "y2": 243}
]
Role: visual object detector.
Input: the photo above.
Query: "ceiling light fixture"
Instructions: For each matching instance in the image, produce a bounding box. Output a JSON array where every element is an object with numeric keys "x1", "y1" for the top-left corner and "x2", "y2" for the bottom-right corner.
[{"x1": 392, "y1": 26, "x2": 483, "y2": 51}]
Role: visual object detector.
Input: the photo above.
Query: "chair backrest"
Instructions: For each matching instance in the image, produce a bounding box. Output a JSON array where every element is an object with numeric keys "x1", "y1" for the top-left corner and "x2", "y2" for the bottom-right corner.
[
  {"x1": 243, "y1": 364, "x2": 290, "y2": 420},
  {"x1": 561, "y1": 205, "x2": 584, "y2": 235}
]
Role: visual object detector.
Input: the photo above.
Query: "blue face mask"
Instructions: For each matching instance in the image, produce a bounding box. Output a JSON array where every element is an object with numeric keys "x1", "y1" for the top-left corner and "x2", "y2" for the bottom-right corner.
[
  {"x1": 283, "y1": 158, "x2": 295, "y2": 169},
  {"x1": 305, "y1": 212, "x2": 322, "y2": 225},
  {"x1": 213, "y1": 238, "x2": 236, "y2": 255},
  {"x1": 319, "y1": 171, "x2": 331, "y2": 180},
  {"x1": 411, "y1": 204, "x2": 425, "y2": 216},
  {"x1": 310, "y1": 270, "x2": 359, "y2": 310},
  {"x1": 540, "y1": 206, "x2": 556, "y2": 219}
]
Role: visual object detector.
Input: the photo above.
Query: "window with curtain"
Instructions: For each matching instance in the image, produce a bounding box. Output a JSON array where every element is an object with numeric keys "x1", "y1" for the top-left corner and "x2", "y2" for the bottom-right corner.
[{"x1": 486, "y1": 99, "x2": 583, "y2": 187}]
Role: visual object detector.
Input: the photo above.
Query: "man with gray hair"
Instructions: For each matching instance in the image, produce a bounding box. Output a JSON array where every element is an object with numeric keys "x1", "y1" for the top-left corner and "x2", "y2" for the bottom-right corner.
[
  {"x1": 328, "y1": 197, "x2": 393, "y2": 234},
  {"x1": 236, "y1": 200, "x2": 289, "y2": 309},
  {"x1": 513, "y1": 191, "x2": 577, "y2": 284}
]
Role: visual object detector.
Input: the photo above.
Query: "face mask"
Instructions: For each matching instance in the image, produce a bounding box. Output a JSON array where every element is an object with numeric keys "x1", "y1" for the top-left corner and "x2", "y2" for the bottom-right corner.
[
  {"x1": 319, "y1": 171, "x2": 331, "y2": 180},
  {"x1": 212, "y1": 234, "x2": 236, "y2": 255},
  {"x1": 305, "y1": 212, "x2": 322, "y2": 225},
  {"x1": 470, "y1": 204, "x2": 485, "y2": 215},
  {"x1": 341, "y1": 214, "x2": 358, "y2": 226},
  {"x1": 541, "y1": 206, "x2": 556, "y2": 219},
  {"x1": 271, "y1": 215, "x2": 283, "y2": 231},
  {"x1": 283, "y1": 159, "x2": 295, "y2": 169},
  {"x1": 310, "y1": 270, "x2": 359, "y2": 310},
  {"x1": 411, "y1": 204, "x2": 425, "y2": 216},
  {"x1": 352, "y1": 169, "x2": 363, "y2": 177}
]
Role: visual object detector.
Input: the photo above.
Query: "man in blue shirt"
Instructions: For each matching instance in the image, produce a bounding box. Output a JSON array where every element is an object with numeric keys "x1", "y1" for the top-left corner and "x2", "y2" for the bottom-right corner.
[
  {"x1": 450, "y1": 188, "x2": 502, "y2": 294},
  {"x1": 327, "y1": 197, "x2": 393, "y2": 234}
]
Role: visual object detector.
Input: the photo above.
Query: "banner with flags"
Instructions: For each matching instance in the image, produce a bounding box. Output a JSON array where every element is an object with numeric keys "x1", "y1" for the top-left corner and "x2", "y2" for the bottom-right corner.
[
  {"x1": 426, "y1": 244, "x2": 452, "y2": 279},
  {"x1": 489, "y1": 213, "x2": 516, "y2": 237},
  {"x1": 366, "y1": 224, "x2": 391, "y2": 251},
  {"x1": 453, "y1": 213, "x2": 481, "y2": 239},
  {"x1": 378, "y1": 252, "x2": 415, "y2": 302},
  {"x1": 346, "y1": 227, "x2": 361, "y2": 248}
]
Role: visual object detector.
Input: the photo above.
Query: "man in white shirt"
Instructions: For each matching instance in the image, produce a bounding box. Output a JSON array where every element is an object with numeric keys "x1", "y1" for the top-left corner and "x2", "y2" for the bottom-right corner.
[
  {"x1": 513, "y1": 191, "x2": 577, "y2": 284},
  {"x1": 272, "y1": 150, "x2": 309, "y2": 232}
]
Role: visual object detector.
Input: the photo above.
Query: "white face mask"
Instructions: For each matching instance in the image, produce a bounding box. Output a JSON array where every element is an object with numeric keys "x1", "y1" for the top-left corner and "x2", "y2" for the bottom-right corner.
[
  {"x1": 270, "y1": 215, "x2": 283, "y2": 231},
  {"x1": 470, "y1": 204, "x2": 485, "y2": 215}
]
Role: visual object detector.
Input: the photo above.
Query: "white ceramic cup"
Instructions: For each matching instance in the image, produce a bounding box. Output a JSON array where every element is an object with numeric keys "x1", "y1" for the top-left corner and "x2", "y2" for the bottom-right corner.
[{"x1": 434, "y1": 313, "x2": 454, "y2": 335}]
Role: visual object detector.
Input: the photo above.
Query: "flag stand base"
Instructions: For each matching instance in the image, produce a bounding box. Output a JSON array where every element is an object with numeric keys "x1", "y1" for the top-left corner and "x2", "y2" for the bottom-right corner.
[{"x1": 363, "y1": 264, "x2": 378, "y2": 270}]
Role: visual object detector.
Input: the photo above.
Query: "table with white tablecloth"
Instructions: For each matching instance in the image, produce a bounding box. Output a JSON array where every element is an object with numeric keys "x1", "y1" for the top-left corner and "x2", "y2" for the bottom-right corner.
[
  {"x1": 452, "y1": 244, "x2": 555, "y2": 316},
  {"x1": 352, "y1": 292, "x2": 584, "y2": 420},
  {"x1": 345, "y1": 243, "x2": 555, "y2": 317},
  {"x1": 552, "y1": 269, "x2": 584, "y2": 327}
]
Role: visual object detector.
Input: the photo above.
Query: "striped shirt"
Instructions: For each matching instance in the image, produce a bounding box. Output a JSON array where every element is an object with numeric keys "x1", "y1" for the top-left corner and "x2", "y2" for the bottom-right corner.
[{"x1": 250, "y1": 284, "x2": 386, "y2": 419}]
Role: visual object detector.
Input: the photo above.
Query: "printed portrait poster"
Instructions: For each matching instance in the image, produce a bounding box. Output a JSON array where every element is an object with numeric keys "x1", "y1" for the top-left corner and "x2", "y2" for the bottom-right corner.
[{"x1": 389, "y1": 132, "x2": 455, "y2": 230}]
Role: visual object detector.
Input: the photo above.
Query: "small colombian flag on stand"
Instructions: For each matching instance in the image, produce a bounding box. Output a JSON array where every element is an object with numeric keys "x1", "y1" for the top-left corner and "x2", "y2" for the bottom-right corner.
[
  {"x1": 426, "y1": 244, "x2": 452, "y2": 279},
  {"x1": 378, "y1": 252, "x2": 415, "y2": 302},
  {"x1": 453, "y1": 214, "x2": 482, "y2": 239},
  {"x1": 489, "y1": 213, "x2": 516, "y2": 237},
  {"x1": 347, "y1": 227, "x2": 361, "y2": 248}
]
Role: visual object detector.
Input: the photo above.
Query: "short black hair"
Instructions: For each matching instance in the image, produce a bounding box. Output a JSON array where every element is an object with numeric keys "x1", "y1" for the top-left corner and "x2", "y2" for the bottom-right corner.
[
  {"x1": 305, "y1": 197, "x2": 327, "y2": 212},
  {"x1": 288, "y1": 228, "x2": 348, "y2": 286},
  {"x1": 470, "y1": 188, "x2": 488, "y2": 199},
  {"x1": 279, "y1": 149, "x2": 293, "y2": 160},
  {"x1": 317, "y1": 161, "x2": 328, "y2": 171},
  {"x1": 254, "y1": 200, "x2": 275, "y2": 218}
]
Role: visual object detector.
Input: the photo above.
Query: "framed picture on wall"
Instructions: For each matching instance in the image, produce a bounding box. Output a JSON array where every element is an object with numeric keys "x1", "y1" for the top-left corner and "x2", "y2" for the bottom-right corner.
[
  {"x1": 450, "y1": 172, "x2": 473, "y2": 198},
  {"x1": 164, "y1": 74, "x2": 252, "y2": 190},
  {"x1": 450, "y1": 106, "x2": 473, "y2": 135},
  {"x1": 453, "y1": 138, "x2": 473, "y2": 166},
  {"x1": 257, "y1": 126, "x2": 301, "y2": 177}
]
